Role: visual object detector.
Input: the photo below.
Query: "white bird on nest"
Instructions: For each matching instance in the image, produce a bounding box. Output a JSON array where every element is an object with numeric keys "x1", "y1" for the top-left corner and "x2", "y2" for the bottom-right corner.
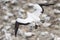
[{"x1": 15, "y1": 3, "x2": 43, "y2": 37}]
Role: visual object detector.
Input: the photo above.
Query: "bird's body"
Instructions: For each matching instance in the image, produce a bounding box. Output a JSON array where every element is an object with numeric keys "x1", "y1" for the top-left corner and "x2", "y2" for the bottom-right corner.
[
  {"x1": 15, "y1": 3, "x2": 43, "y2": 37},
  {"x1": 16, "y1": 3, "x2": 42, "y2": 23},
  {"x1": 16, "y1": 12, "x2": 41, "y2": 24}
]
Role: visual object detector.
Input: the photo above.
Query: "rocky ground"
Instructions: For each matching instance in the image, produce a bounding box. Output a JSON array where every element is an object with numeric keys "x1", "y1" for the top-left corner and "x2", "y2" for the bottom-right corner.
[{"x1": 0, "y1": 0, "x2": 60, "y2": 40}]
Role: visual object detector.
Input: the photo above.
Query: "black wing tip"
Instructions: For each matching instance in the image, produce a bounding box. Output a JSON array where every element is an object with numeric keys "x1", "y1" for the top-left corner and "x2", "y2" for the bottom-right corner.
[
  {"x1": 38, "y1": 3, "x2": 55, "y2": 6},
  {"x1": 15, "y1": 21, "x2": 19, "y2": 37}
]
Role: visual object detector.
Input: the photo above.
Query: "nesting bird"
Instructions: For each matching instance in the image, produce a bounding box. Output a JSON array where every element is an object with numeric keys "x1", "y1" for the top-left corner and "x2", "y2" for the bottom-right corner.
[{"x1": 15, "y1": 3, "x2": 43, "y2": 37}]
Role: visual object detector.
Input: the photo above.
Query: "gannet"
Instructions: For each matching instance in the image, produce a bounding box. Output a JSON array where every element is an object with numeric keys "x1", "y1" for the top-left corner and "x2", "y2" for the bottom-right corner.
[{"x1": 15, "y1": 3, "x2": 43, "y2": 36}]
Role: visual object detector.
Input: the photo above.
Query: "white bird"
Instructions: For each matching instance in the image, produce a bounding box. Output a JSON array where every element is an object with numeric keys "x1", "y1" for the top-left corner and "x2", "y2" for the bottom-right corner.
[
  {"x1": 16, "y1": 3, "x2": 42, "y2": 23},
  {"x1": 15, "y1": 3, "x2": 43, "y2": 36}
]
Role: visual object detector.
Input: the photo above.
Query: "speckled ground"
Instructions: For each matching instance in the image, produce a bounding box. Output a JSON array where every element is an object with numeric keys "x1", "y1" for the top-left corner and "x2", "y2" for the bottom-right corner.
[{"x1": 0, "y1": 0, "x2": 60, "y2": 40}]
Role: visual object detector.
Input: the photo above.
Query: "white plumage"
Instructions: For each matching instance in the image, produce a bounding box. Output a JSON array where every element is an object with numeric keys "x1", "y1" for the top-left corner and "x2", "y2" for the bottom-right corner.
[{"x1": 16, "y1": 3, "x2": 42, "y2": 24}]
